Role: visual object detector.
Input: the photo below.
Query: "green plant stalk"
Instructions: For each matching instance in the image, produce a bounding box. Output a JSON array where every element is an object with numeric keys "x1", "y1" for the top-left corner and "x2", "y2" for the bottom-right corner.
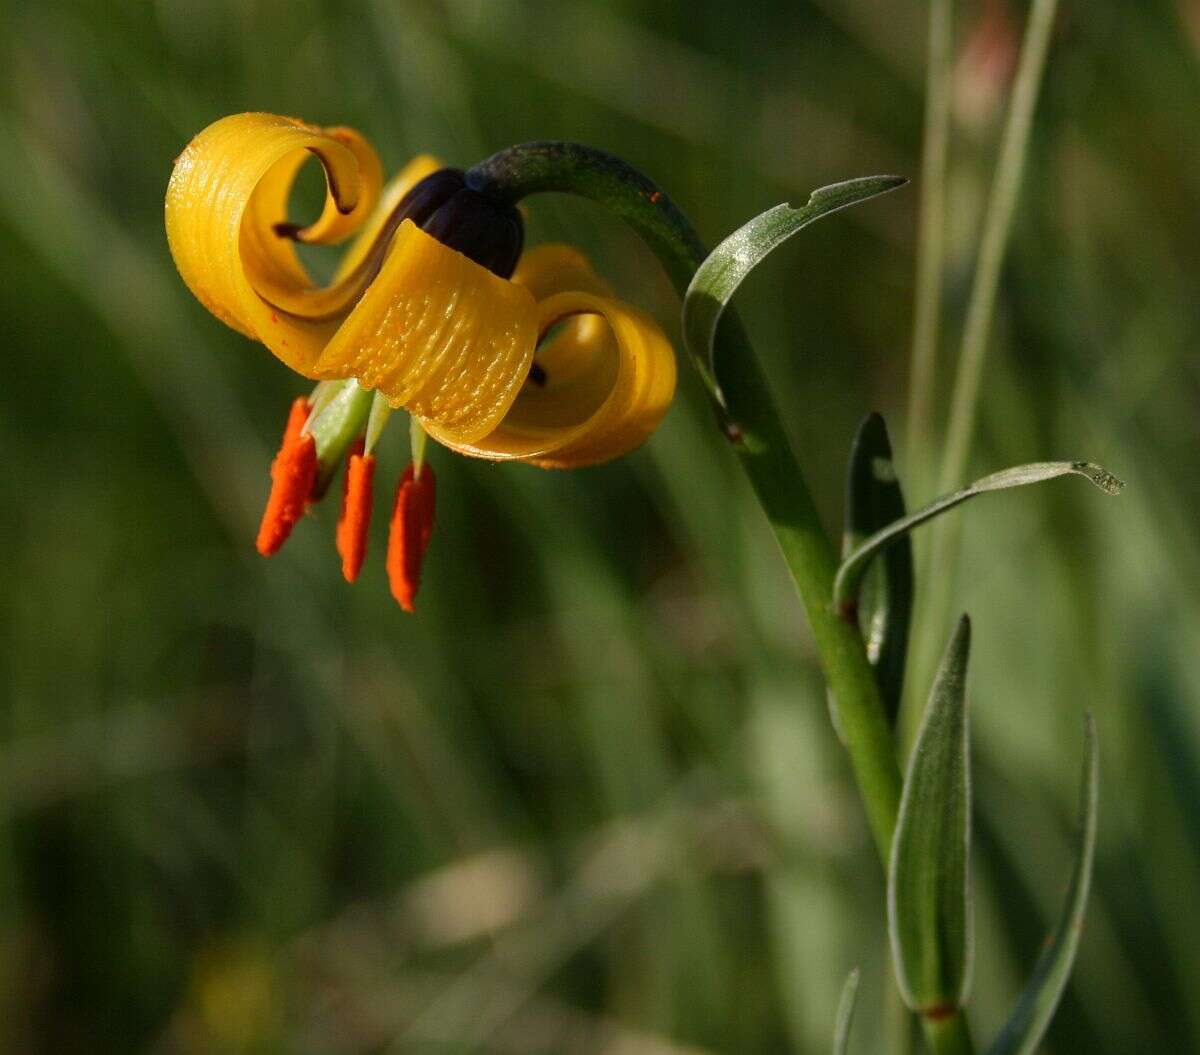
[
  {"x1": 906, "y1": 0, "x2": 1062, "y2": 752},
  {"x1": 468, "y1": 143, "x2": 902, "y2": 861},
  {"x1": 905, "y1": 0, "x2": 954, "y2": 483},
  {"x1": 469, "y1": 145, "x2": 976, "y2": 1052}
]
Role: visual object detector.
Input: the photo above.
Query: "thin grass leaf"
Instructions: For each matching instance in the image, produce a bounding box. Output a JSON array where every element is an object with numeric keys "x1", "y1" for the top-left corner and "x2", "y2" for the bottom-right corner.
[
  {"x1": 889, "y1": 615, "x2": 973, "y2": 1014},
  {"x1": 988, "y1": 715, "x2": 1100, "y2": 1055},
  {"x1": 682, "y1": 176, "x2": 907, "y2": 397},
  {"x1": 832, "y1": 968, "x2": 861, "y2": 1055},
  {"x1": 834, "y1": 462, "x2": 1124, "y2": 610},
  {"x1": 843, "y1": 413, "x2": 913, "y2": 725}
]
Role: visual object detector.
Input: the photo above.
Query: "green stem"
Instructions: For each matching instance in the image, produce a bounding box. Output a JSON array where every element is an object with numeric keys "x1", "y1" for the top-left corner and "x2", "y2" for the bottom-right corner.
[
  {"x1": 468, "y1": 143, "x2": 902, "y2": 862},
  {"x1": 905, "y1": 0, "x2": 954, "y2": 485},
  {"x1": 471, "y1": 141, "x2": 979, "y2": 1055}
]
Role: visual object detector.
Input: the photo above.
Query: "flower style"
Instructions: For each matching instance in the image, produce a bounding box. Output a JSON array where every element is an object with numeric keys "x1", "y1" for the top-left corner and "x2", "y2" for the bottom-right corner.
[{"x1": 166, "y1": 113, "x2": 676, "y2": 609}]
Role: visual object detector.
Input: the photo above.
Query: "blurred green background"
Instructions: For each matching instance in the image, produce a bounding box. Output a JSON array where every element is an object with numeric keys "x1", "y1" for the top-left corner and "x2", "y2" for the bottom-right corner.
[{"x1": 2, "y1": 0, "x2": 1199, "y2": 1051}]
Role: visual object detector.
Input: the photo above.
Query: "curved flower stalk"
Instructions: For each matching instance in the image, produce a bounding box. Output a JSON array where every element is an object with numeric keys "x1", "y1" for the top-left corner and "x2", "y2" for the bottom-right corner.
[{"x1": 166, "y1": 113, "x2": 676, "y2": 608}]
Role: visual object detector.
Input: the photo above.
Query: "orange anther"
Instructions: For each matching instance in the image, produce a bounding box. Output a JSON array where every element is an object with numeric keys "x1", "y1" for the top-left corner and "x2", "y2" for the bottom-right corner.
[
  {"x1": 255, "y1": 398, "x2": 317, "y2": 556},
  {"x1": 386, "y1": 463, "x2": 436, "y2": 612},
  {"x1": 336, "y1": 441, "x2": 375, "y2": 582},
  {"x1": 281, "y1": 396, "x2": 311, "y2": 446}
]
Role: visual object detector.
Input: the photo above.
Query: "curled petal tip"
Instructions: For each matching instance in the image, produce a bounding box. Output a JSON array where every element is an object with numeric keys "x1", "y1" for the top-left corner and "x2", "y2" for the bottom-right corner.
[
  {"x1": 387, "y1": 463, "x2": 436, "y2": 612},
  {"x1": 336, "y1": 443, "x2": 375, "y2": 582}
]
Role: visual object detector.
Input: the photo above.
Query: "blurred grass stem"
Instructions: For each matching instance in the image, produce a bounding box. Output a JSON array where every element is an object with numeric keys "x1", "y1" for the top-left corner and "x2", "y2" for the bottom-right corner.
[
  {"x1": 908, "y1": 0, "x2": 1062, "y2": 749},
  {"x1": 936, "y1": 0, "x2": 1060, "y2": 495},
  {"x1": 905, "y1": 0, "x2": 954, "y2": 482}
]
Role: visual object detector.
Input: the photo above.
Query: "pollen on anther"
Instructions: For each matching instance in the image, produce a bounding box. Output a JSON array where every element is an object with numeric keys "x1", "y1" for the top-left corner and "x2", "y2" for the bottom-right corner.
[
  {"x1": 256, "y1": 398, "x2": 317, "y2": 556},
  {"x1": 336, "y1": 441, "x2": 375, "y2": 582},
  {"x1": 281, "y1": 397, "x2": 310, "y2": 447},
  {"x1": 387, "y1": 463, "x2": 436, "y2": 613}
]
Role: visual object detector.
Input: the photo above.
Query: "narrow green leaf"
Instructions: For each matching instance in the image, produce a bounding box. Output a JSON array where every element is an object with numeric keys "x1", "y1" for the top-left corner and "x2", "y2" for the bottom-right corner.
[
  {"x1": 843, "y1": 413, "x2": 913, "y2": 725},
  {"x1": 832, "y1": 968, "x2": 861, "y2": 1055},
  {"x1": 988, "y1": 715, "x2": 1100, "y2": 1055},
  {"x1": 889, "y1": 615, "x2": 973, "y2": 1014},
  {"x1": 834, "y1": 461, "x2": 1124, "y2": 610},
  {"x1": 682, "y1": 176, "x2": 908, "y2": 399}
]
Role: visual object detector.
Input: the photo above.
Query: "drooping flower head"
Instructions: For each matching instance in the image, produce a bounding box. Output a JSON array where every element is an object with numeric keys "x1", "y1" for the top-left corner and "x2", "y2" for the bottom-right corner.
[{"x1": 166, "y1": 113, "x2": 676, "y2": 609}]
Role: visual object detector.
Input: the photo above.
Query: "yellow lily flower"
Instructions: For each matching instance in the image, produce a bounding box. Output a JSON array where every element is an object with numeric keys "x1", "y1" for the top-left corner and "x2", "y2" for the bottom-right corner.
[
  {"x1": 166, "y1": 112, "x2": 675, "y2": 461},
  {"x1": 165, "y1": 112, "x2": 676, "y2": 608}
]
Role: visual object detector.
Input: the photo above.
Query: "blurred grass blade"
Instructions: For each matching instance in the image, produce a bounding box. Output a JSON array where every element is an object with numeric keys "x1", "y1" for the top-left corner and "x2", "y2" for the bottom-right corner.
[
  {"x1": 988, "y1": 715, "x2": 1100, "y2": 1055},
  {"x1": 834, "y1": 461, "x2": 1124, "y2": 609},
  {"x1": 889, "y1": 615, "x2": 973, "y2": 1013},
  {"x1": 682, "y1": 175, "x2": 907, "y2": 396},
  {"x1": 833, "y1": 967, "x2": 861, "y2": 1055},
  {"x1": 843, "y1": 413, "x2": 914, "y2": 725}
]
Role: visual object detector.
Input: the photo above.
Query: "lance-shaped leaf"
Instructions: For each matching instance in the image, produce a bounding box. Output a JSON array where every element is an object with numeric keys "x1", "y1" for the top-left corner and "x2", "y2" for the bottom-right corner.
[
  {"x1": 842, "y1": 413, "x2": 913, "y2": 725},
  {"x1": 889, "y1": 616, "x2": 973, "y2": 1014},
  {"x1": 834, "y1": 462, "x2": 1124, "y2": 611},
  {"x1": 832, "y1": 968, "x2": 861, "y2": 1055},
  {"x1": 988, "y1": 715, "x2": 1100, "y2": 1055},
  {"x1": 682, "y1": 176, "x2": 907, "y2": 399}
]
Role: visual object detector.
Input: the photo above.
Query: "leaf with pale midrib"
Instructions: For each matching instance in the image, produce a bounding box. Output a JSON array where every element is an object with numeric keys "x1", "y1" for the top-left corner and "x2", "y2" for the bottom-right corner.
[
  {"x1": 681, "y1": 176, "x2": 907, "y2": 401},
  {"x1": 888, "y1": 615, "x2": 974, "y2": 1014},
  {"x1": 834, "y1": 461, "x2": 1124, "y2": 611}
]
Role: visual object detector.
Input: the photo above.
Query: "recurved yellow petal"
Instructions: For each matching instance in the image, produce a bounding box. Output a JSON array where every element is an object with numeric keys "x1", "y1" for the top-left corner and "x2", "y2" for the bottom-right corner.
[
  {"x1": 166, "y1": 112, "x2": 408, "y2": 376},
  {"x1": 428, "y1": 285, "x2": 676, "y2": 469},
  {"x1": 315, "y1": 220, "x2": 539, "y2": 445}
]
